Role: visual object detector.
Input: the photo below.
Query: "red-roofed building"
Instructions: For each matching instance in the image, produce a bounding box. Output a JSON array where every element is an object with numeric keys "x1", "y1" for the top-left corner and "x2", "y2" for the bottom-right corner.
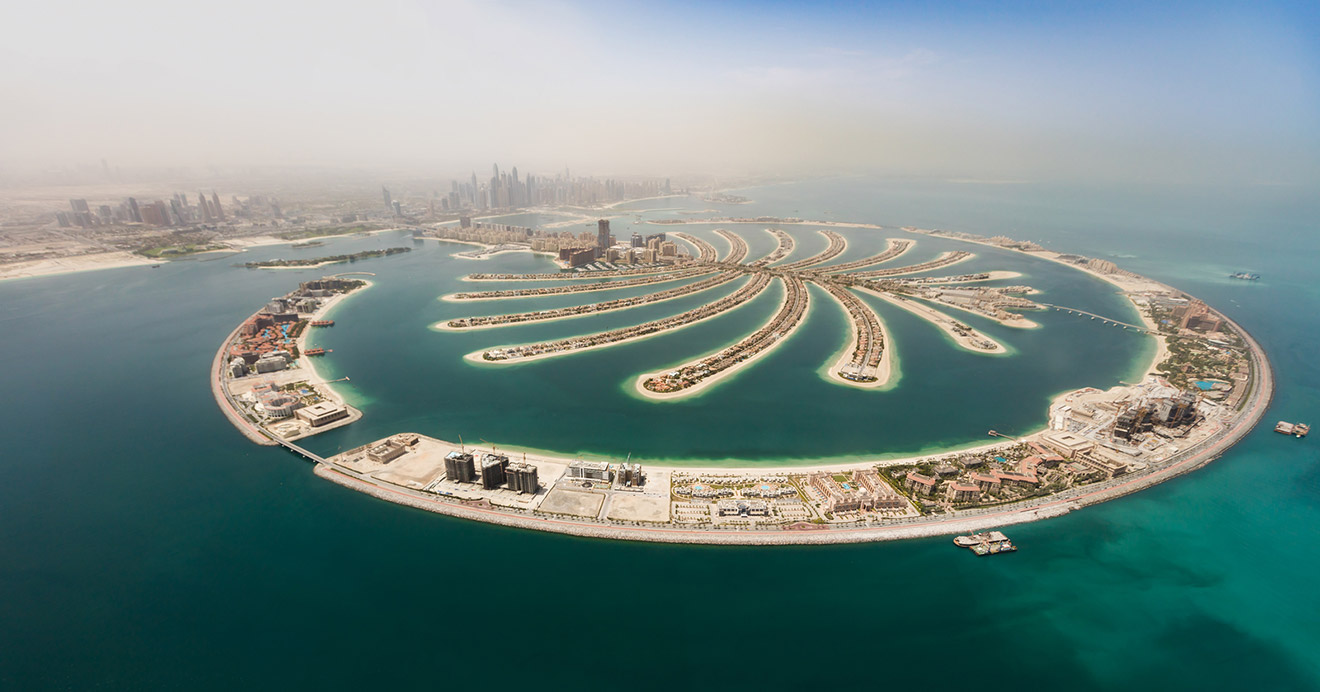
[
  {"x1": 994, "y1": 471, "x2": 1039, "y2": 488},
  {"x1": 905, "y1": 471, "x2": 938, "y2": 496},
  {"x1": 970, "y1": 472, "x2": 1001, "y2": 493},
  {"x1": 946, "y1": 482, "x2": 981, "y2": 503}
]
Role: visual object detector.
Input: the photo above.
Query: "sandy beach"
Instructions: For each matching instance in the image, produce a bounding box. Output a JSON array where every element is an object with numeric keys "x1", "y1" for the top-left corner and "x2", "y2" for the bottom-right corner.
[
  {"x1": 210, "y1": 220, "x2": 1271, "y2": 546},
  {"x1": 295, "y1": 279, "x2": 374, "y2": 410},
  {"x1": 0, "y1": 251, "x2": 158, "y2": 282},
  {"x1": 821, "y1": 288, "x2": 894, "y2": 388},
  {"x1": 858, "y1": 286, "x2": 1008, "y2": 354},
  {"x1": 434, "y1": 272, "x2": 741, "y2": 332},
  {"x1": 460, "y1": 275, "x2": 773, "y2": 365},
  {"x1": 440, "y1": 269, "x2": 714, "y2": 302},
  {"x1": 902, "y1": 228, "x2": 1171, "y2": 375},
  {"x1": 631, "y1": 279, "x2": 806, "y2": 401},
  {"x1": 908, "y1": 294, "x2": 1041, "y2": 329},
  {"x1": 648, "y1": 219, "x2": 884, "y2": 231},
  {"x1": 912, "y1": 269, "x2": 1023, "y2": 284}
]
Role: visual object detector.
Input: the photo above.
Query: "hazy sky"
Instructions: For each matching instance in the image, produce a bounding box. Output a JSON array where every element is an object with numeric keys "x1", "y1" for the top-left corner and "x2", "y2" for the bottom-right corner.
[{"x1": 2, "y1": 0, "x2": 1317, "y2": 183}]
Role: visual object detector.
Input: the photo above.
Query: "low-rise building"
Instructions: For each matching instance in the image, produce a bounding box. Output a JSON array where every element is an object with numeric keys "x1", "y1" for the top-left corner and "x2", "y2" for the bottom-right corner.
[
  {"x1": 295, "y1": 401, "x2": 350, "y2": 428},
  {"x1": 905, "y1": 472, "x2": 938, "y2": 496},
  {"x1": 567, "y1": 460, "x2": 612, "y2": 482},
  {"x1": 715, "y1": 499, "x2": 770, "y2": 517},
  {"x1": 261, "y1": 393, "x2": 300, "y2": 419},
  {"x1": 1040, "y1": 431, "x2": 1096, "y2": 459},
  {"x1": 970, "y1": 472, "x2": 1001, "y2": 493},
  {"x1": 367, "y1": 440, "x2": 407, "y2": 464},
  {"x1": 254, "y1": 355, "x2": 289, "y2": 374},
  {"x1": 946, "y1": 482, "x2": 981, "y2": 503}
]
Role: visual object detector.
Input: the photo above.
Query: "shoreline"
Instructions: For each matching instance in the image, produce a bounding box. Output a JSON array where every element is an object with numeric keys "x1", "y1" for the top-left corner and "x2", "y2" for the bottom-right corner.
[
  {"x1": 433, "y1": 272, "x2": 741, "y2": 332},
  {"x1": 648, "y1": 219, "x2": 884, "y2": 231},
  {"x1": 0, "y1": 251, "x2": 159, "y2": 282},
  {"x1": 458, "y1": 275, "x2": 772, "y2": 365},
  {"x1": 907, "y1": 294, "x2": 1041, "y2": 329},
  {"x1": 210, "y1": 276, "x2": 375, "y2": 446},
  {"x1": 439, "y1": 269, "x2": 713, "y2": 302},
  {"x1": 211, "y1": 221, "x2": 1274, "y2": 545},
  {"x1": 631, "y1": 279, "x2": 806, "y2": 401},
  {"x1": 295, "y1": 279, "x2": 375, "y2": 411},
  {"x1": 858, "y1": 286, "x2": 1008, "y2": 354},
  {"x1": 309, "y1": 327, "x2": 1271, "y2": 545},
  {"x1": 903, "y1": 229, "x2": 1171, "y2": 377},
  {"x1": 821, "y1": 286, "x2": 894, "y2": 388}
]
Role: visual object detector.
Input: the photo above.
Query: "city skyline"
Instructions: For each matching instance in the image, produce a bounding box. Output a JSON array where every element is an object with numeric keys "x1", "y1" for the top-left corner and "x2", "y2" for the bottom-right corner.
[{"x1": 1, "y1": 1, "x2": 1317, "y2": 185}]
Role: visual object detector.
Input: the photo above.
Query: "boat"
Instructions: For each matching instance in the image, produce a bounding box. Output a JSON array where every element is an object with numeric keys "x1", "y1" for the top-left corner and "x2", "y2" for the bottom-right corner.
[
  {"x1": 954, "y1": 531, "x2": 1017, "y2": 555},
  {"x1": 1230, "y1": 272, "x2": 1259, "y2": 281},
  {"x1": 1275, "y1": 421, "x2": 1309, "y2": 438}
]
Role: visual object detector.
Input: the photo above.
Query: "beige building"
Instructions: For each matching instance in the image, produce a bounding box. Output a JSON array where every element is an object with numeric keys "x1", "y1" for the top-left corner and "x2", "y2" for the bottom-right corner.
[{"x1": 295, "y1": 402, "x2": 350, "y2": 428}]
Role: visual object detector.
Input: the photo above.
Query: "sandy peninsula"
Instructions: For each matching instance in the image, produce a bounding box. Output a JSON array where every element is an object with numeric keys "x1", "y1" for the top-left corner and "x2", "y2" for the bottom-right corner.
[{"x1": 857, "y1": 286, "x2": 1008, "y2": 354}]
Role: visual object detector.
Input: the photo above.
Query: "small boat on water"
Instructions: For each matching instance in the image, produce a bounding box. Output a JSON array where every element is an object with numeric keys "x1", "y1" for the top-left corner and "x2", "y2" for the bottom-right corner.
[
  {"x1": 1230, "y1": 271, "x2": 1260, "y2": 281},
  {"x1": 1275, "y1": 421, "x2": 1310, "y2": 438},
  {"x1": 954, "y1": 531, "x2": 1017, "y2": 556}
]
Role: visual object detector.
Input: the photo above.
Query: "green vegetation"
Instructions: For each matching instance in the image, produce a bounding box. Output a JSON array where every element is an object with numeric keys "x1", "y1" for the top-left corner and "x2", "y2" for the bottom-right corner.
[
  {"x1": 132, "y1": 231, "x2": 226, "y2": 258},
  {"x1": 277, "y1": 224, "x2": 384, "y2": 241},
  {"x1": 241, "y1": 247, "x2": 411, "y2": 268}
]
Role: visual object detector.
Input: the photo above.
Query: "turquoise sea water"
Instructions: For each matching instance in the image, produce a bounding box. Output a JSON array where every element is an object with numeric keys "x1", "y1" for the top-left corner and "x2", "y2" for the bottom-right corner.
[{"x1": 0, "y1": 178, "x2": 1317, "y2": 689}]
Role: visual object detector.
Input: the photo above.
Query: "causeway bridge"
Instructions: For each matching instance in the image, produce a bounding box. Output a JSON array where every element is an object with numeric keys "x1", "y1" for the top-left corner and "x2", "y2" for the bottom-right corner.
[{"x1": 1037, "y1": 303, "x2": 1152, "y2": 332}]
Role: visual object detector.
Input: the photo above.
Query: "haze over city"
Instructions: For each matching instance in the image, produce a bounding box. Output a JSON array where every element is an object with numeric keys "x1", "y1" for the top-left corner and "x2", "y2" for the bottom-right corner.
[{"x1": 2, "y1": 0, "x2": 1317, "y2": 184}]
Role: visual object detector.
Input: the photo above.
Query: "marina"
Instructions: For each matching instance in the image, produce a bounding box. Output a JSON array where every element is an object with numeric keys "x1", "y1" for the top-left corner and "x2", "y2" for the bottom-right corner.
[
  {"x1": 1274, "y1": 421, "x2": 1310, "y2": 437},
  {"x1": 954, "y1": 531, "x2": 1018, "y2": 556}
]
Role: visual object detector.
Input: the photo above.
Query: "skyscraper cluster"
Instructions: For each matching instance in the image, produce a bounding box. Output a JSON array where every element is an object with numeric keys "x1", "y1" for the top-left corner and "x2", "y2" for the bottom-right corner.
[
  {"x1": 55, "y1": 191, "x2": 280, "y2": 228},
  {"x1": 430, "y1": 164, "x2": 671, "y2": 212}
]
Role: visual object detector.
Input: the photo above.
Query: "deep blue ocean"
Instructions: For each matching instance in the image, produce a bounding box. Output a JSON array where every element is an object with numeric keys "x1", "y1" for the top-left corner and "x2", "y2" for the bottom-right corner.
[{"x1": 0, "y1": 177, "x2": 1316, "y2": 690}]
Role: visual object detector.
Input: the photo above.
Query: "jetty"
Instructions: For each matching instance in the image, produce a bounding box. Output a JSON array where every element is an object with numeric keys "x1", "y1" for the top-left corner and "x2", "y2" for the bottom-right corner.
[{"x1": 953, "y1": 531, "x2": 1017, "y2": 556}]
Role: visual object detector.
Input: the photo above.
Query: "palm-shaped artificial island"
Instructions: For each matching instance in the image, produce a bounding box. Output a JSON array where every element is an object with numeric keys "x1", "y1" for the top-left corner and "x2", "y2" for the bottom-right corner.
[
  {"x1": 213, "y1": 211, "x2": 1269, "y2": 546},
  {"x1": 437, "y1": 222, "x2": 1040, "y2": 398}
]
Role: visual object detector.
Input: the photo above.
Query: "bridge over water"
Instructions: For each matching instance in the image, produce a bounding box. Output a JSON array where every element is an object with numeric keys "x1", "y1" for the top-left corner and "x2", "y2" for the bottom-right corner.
[{"x1": 1037, "y1": 303, "x2": 1152, "y2": 332}]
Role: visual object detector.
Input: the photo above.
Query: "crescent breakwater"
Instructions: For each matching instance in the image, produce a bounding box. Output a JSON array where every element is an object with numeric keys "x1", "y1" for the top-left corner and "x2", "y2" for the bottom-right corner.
[{"x1": 214, "y1": 222, "x2": 1274, "y2": 545}]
